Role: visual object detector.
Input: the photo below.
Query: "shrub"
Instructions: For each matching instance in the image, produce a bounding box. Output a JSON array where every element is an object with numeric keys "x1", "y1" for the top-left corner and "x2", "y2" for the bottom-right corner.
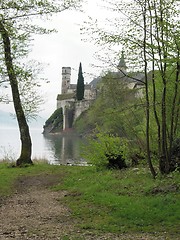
[
  {"x1": 82, "y1": 132, "x2": 129, "y2": 169},
  {"x1": 170, "y1": 138, "x2": 180, "y2": 172}
]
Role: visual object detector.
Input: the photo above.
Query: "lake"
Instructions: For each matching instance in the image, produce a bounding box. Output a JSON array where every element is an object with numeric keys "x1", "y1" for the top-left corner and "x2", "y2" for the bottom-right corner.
[{"x1": 0, "y1": 126, "x2": 86, "y2": 165}]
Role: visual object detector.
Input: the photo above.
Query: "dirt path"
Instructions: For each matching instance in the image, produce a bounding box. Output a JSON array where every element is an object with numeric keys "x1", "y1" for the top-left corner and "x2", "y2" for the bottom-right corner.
[
  {"x1": 0, "y1": 174, "x2": 178, "y2": 240},
  {"x1": 0, "y1": 174, "x2": 74, "y2": 239}
]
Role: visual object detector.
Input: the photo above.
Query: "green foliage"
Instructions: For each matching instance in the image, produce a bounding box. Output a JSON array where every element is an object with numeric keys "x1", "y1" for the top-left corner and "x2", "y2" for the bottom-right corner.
[
  {"x1": 76, "y1": 62, "x2": 84, "y2": 101},
  {"x1": 0, "y1": 0, "x2": 82, "y2": 166},
  {"x1": 73, "y1": 109, "x2": 94, "y2": 134},
  {"x1": 82, "y1": 0, "x2": 179, "y2": 176},
  {"x1": 82, "y1": 131, "x2": 129, "y2": 169},
  {"x1": 45, "y1": 107, "x2": 63, "y2": 129},
  {"x1": 0, "y1": 0, "x2": 82, "y2": 116},
  {"x1": 75, "y1": 72, "x2": 146, "y2": 151},
  {"x1": 148, "y1": 70, "x2": 180, "y2": 143},
  {"x1": 171, "y1": 138, "x2": 180, "y2": 171}
]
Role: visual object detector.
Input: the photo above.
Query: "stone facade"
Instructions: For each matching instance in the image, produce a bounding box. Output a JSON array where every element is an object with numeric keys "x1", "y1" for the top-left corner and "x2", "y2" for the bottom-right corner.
[
  {"x1": 57, "y1": 67, "x2": 96, "y2": 130},
  {"x1": 57, "y1": 53, "x2": 145, "y2": 130}
]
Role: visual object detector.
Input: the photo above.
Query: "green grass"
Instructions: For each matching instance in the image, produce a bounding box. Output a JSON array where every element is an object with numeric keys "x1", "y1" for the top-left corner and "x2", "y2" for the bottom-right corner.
[
  {"x1": 0, "y1": 162, "x2": 64, "y2": 196},
  {"x1": 0, "y1": 162, "x2": 179, "y2": 236},
  {"x1": 54, "y1": 166, "x2": 180, "y2": 234}
]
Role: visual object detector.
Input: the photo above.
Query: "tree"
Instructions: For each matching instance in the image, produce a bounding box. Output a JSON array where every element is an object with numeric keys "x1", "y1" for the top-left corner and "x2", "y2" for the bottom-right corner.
[
  {"x1": 75, "y1": 71, "x2": 145, "y2": 145},
  {"x1": 76, "y1": 62, "x2": 85, "y2": 100},
  {"x1": 132, "y1": 0, "x2": 180, "y2": 174},
  {"x1": 16, "y1": 61, "x2": 45, "y2": 121},
  {"x1": 0, "y1": 0, "x2": 82, "y2": 166},
  {"x1": 83, "y1": 0, "x2": 179, "y2": 176}
]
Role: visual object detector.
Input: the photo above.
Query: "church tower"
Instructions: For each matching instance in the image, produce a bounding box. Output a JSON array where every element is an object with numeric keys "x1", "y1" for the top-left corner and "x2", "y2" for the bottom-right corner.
[
  {"x1": 117, "y1": 51, "x2": 127, "y2": 72},
  {"x1": 61, "y1": 67, "x2": 71, "y2": 94}
]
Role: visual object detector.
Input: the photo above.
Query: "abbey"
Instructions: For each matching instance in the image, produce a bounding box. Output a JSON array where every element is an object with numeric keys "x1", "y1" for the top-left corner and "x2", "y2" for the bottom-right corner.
[
  {"x1": 56, "y1": 52, "x2": 145, "y2": 130},
  {"x1": 56, "y1": 67, "x2": 97, "y2": 130}
]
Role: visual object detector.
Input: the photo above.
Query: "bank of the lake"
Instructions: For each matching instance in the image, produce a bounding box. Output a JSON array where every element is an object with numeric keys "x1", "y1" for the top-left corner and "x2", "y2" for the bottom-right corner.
[{"x1": 0, "y1": 163, "x2": 179, "y2": 239}]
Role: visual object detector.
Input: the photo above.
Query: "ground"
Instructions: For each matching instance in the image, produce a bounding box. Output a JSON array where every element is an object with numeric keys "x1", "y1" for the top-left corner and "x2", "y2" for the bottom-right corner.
[{"x1": 0, "y1": 174, "x2": 178, "y2": 240}]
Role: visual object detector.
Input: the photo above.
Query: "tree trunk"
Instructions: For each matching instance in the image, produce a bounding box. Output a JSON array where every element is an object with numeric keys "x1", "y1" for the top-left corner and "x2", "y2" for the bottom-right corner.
[
  {"x1": 160, "y1": 84, "x2": 170, "y2": 173},
  {"x1": 169, "y1": 54, "x2": 180, "y2": 170},
  {"x1": 0, "y1": 21, "x2": 33, "y2": 166},
  {"x1": 142, "y1": 1, "x2": 156, "y2": 178},
  {"x1": 148, "y1": 0, "x2": 161, "y2": 157},
  {"x1": 159, "y1": 1, "x2": 170, "y2": 174}
]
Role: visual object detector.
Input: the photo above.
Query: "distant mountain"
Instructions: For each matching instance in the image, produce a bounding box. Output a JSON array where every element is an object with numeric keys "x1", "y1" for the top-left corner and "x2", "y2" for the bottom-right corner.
[
  {"x1": 29, "y1": 116, "x2": 46, "y2": 128},
  {"x1": 0, "y1": 110, "x2": 46, "y2": 128},
  {"x1": 0, "y1": 110, "x2": 17, "y2": 127}
]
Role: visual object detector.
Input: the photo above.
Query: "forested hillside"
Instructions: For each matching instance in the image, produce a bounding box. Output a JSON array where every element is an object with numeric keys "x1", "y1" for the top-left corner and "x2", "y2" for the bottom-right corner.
[{"x1": 74, "y1": 70, "x2": 180, "y2": 174}]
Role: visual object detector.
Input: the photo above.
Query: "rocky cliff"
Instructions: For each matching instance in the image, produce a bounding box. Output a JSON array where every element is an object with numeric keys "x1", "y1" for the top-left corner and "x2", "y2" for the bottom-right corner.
[{"x1": 43, "y1": 108, "x2": 63, "y2": 134}]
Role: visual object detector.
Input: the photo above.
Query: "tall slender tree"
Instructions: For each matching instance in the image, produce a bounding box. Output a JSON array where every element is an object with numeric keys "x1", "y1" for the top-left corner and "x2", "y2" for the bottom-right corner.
[
  {"x1": 0, "y1": 0, "x2": 82, "y2": 166},
  {"x1": 76, "y1": 62, "x2": 85, "y2": 101},
  {"x1": 83, "y1": 0, "x2": 179, "y2": 175}
]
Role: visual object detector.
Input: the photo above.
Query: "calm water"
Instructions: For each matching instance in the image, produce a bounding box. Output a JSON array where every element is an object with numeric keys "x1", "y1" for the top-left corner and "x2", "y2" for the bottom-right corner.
[{"x1": 0, "y1": 126, "x2": 86, "y2": 165}]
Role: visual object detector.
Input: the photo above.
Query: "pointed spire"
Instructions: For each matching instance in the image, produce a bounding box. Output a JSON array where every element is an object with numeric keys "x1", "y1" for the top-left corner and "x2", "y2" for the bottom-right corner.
[{"x1": 118, "y1": 50, "x2": 127, "y2": 72}]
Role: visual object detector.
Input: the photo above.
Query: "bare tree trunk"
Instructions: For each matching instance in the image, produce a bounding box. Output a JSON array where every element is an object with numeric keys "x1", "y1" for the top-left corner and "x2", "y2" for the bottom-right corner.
[
  {"x1": 148, "y1": 0, "x2": 161, "y2": 156},
  {"x1": 153, "y1": 0, "x2": 170, "y2": 173},
  {"x1": 0, "y1": 20, "x2": 33, "y2": 166},
  {"x1": 161, "y1": 83, "x2": 170, "y2": 173},
  {"x1": 173, "y1": 95, "x2": 180, "y2": 136},
  {"x1": 159, "y1": 1, "x2": 170, "y2": 173},
  {"x1": 169, "y1": 53, "x2": 180, "y2": 168},
  {"x1": 142, "y1": 1, "x2": 156, "y2": 178}
]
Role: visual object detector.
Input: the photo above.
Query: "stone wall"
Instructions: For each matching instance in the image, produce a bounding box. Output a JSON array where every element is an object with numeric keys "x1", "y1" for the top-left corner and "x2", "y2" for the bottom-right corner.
[
  {"x1": 74, "y1": 100, "x2": 94, "y2": 121},
  {"x1": 56, "y1": 99, "x2": 94, "y2": 130}
]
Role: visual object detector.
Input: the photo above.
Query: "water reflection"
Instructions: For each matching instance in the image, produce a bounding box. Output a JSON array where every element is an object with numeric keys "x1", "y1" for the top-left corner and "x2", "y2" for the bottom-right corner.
[
  {"x1": 0, "y1": 127, "x2": 86, "y2": 165},
  {"x1": 43, "y1": 132, "x2": 86, "y2": 165},
  {"x1": 0, "y1": 126, "x2": 86, "y2": 165}
]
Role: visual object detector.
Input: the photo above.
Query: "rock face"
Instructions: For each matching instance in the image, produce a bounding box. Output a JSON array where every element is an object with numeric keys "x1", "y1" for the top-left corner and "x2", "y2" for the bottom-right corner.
[
  {"x1": 43, "y1": 100, "x2": 94, "y2": 133},
  {"x1": 43, "y1": 108, "x2": 63, "y2": 134}
]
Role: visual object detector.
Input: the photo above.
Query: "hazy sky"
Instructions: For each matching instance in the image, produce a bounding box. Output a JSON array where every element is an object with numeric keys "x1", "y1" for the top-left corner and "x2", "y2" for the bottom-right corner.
[{"x1": 0, "y1": 0, "x2": 120, "y2": 119}]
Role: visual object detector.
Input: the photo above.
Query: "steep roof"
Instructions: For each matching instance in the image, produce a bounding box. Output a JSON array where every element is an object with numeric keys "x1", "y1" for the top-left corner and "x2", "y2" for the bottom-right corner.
[
  {"x1": 89, "y1": 71, "x2": 145, "y2": 89},
  {"x1": 117, "y1": 51, "x2": 127, "y2": 70},
  {"x1": 111, "y1": 71, "x2": 144, "y2": 84},
  {"x1": 89, "y1": 76, "x2": 102, "y2": 87}
]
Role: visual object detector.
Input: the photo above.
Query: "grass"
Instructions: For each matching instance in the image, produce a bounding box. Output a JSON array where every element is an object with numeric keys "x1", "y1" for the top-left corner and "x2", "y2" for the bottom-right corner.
[
  {"x1": 54, "y1": 166, "x2": 180, "y2": 235},
  {"x1": 0, "y1": 162, "x2": 179, "y2": 236},
  {"x1": 0, "y1": 161, "x2": 63, "y2": 196}
]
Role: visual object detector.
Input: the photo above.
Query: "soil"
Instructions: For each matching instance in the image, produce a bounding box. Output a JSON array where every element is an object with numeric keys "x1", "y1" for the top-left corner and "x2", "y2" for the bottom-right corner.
[{"x1": 0, "y1": 173, "x2": 179, "y2": 240}]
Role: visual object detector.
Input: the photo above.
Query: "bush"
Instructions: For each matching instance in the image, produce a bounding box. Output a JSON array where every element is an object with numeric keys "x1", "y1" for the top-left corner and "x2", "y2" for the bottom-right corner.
[
  {"x1": 82, "y1": 132, "x2": 129, "y2": 169},
  {"x1": 170, "y1": 138, "x2": 180, "y2": 171}
]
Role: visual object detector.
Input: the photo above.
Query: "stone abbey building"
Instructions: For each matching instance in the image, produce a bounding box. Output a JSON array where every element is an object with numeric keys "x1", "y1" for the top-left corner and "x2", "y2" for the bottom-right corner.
[
  {"x1": 56, "y1": 52, "x2": 145, "y2": 130},
  {"x1": 56, "y1": 67, "x2": 97, "y2": 130}
]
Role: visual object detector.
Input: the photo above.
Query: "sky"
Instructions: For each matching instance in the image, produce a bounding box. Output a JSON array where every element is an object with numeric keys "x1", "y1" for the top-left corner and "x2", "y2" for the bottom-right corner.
[{"x1": 0, "y1": 0, "x2": 120, "y2": 119}]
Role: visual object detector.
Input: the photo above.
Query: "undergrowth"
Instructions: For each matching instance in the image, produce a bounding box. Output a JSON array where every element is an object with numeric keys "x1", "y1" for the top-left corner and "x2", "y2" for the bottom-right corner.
[
  {"x1": 0, "y1": 162, "x2": 179, "y2": 236},
  {"x1": 54, "y1": 166, "x2": 180, "y2": 235}
]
